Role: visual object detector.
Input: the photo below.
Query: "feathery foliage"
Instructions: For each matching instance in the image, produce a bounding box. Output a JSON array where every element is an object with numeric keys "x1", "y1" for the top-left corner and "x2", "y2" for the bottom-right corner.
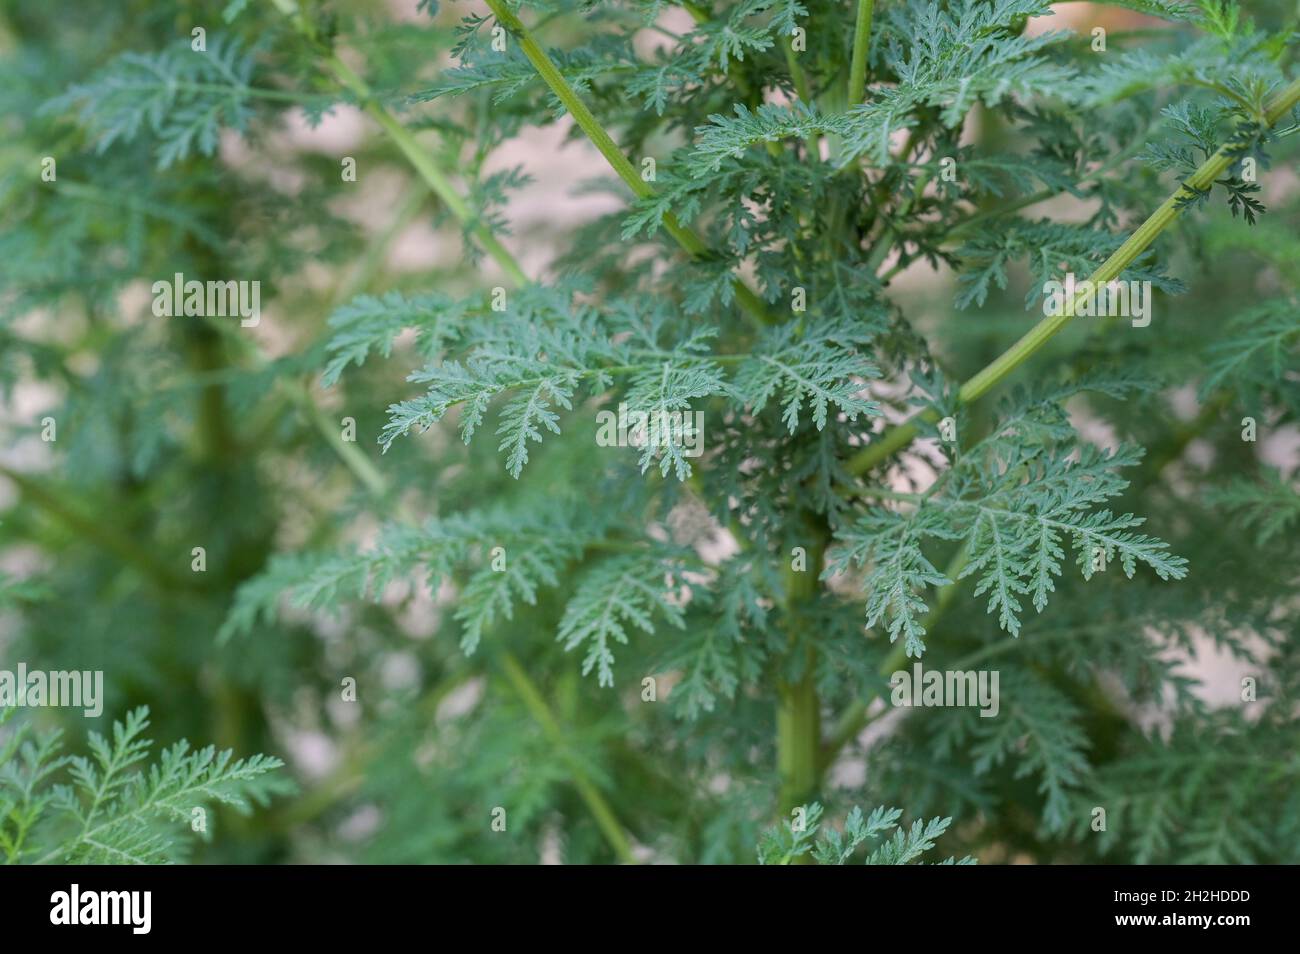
[
  {"x1": 0, "y1": 708, "x2": 284, "y2": 864},
  {"x1": 757, "y1": 802, "x2": 975, "y2": 864},
  {"x1": 3, "y1": 0, "x2": 1299, "y2": 866}
]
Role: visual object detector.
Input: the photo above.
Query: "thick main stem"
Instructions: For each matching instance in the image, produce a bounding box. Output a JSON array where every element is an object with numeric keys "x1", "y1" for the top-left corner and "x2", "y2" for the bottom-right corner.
[
  {"x1": 847, "y1": 0, "x2": 876, "y2": 107},
  {"x1": 848, "y1": 73, "x2": 1300, "y2": 477},
  {"x1": 778, "y1": 523, "x2": 826, "y2": 812},
  {"x1": 777, "y1": 674, "x2": 820, "y2": 810}
]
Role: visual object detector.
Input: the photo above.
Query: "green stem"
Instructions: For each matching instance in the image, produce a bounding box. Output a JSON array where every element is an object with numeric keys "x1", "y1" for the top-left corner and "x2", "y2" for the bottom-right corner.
[
  {"x1": 283, "y1": 381, "x2": 390, "y2": 498},
  {"x1": 317, "y1": 419, "x2": 638, "y2": 863},
  {"x1": 220, "y1": 31, "x2": 637, "y2": 845},
  {"x1": 481, "y1": 0, "x2": 775, "y2": 327},
  {"x1": 498, "y1": 652, "x2": 637, "y2": 863},
  {"x1": 268, "y1": 0, "x2": 528, "y2": 285},
  {"x1": 777, "y1": 523, "x2": 826, "y2": 813},
  {"x1": 777, "y1": 673, "x2": 819, "y2": 811},
  {"x1": 783, "y1": 38, "x2": 811, "y2": 104},
  {"x1": 819, "y1": 539, "x2": 970, "y2": 774},
  {"x1": 682, "y1": 1, "x2": 709, "y2": 21},
  {"x1": 847, "y1": 0, "x2": 876, "y2": 107},
  {"x1": 331, "y1": 56, "x2": 528, "y2": 285},
  {"x1": 847, "y1": 73, "x2": 1300, "y2": 477},
  {"x1": 1140, "y1": 392, "x2": 1232, "y2": 477},
  {"x1": 0, "y1": 465, "x2": 197, "y2": 593}
]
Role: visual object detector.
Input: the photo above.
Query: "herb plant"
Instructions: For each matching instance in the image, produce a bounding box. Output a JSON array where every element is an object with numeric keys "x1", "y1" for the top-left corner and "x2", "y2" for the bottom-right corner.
[{"x1": 2, "y1": 0, "x2": 1299, "y2": 864}]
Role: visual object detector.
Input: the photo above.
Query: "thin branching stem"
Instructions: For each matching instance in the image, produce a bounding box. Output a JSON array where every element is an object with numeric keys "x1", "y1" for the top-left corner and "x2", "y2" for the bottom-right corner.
[
  {"x1": 498, "y1": 652, "x2": 637, "y2": 863},
  {"x1": 267, "y1": 1, "x2": 642, "y2": 860},
  {"x1": 268, "y1": 0, "x2": 527, "y2": 284},
  {"x1": 0, "y1": 465, "x2": 198, "y2": 593},
  {"x1": 847, "y1": 74, "x2": 1300, "y2": 477},
  {"x1": 819, "y1": 541, "x2": 970, "y2": 773},
  {"x1": 481, "y1": 0, "x2": 776, "y2": 328}
]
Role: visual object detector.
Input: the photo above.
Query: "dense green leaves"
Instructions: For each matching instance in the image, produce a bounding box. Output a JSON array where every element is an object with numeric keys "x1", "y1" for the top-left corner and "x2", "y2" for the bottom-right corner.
[
  {"x1": 5, "y1": 0, "x2": 1299, "y2": 867},
  {"x1": 829, "y1": 380, "x2": 1188, "y2": 651}
]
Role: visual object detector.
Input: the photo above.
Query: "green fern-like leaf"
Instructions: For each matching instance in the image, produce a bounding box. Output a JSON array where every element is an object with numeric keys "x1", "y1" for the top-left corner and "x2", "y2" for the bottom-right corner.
[{"x1": 1, "y1": 707, "x2": 283, "y2": 864}]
